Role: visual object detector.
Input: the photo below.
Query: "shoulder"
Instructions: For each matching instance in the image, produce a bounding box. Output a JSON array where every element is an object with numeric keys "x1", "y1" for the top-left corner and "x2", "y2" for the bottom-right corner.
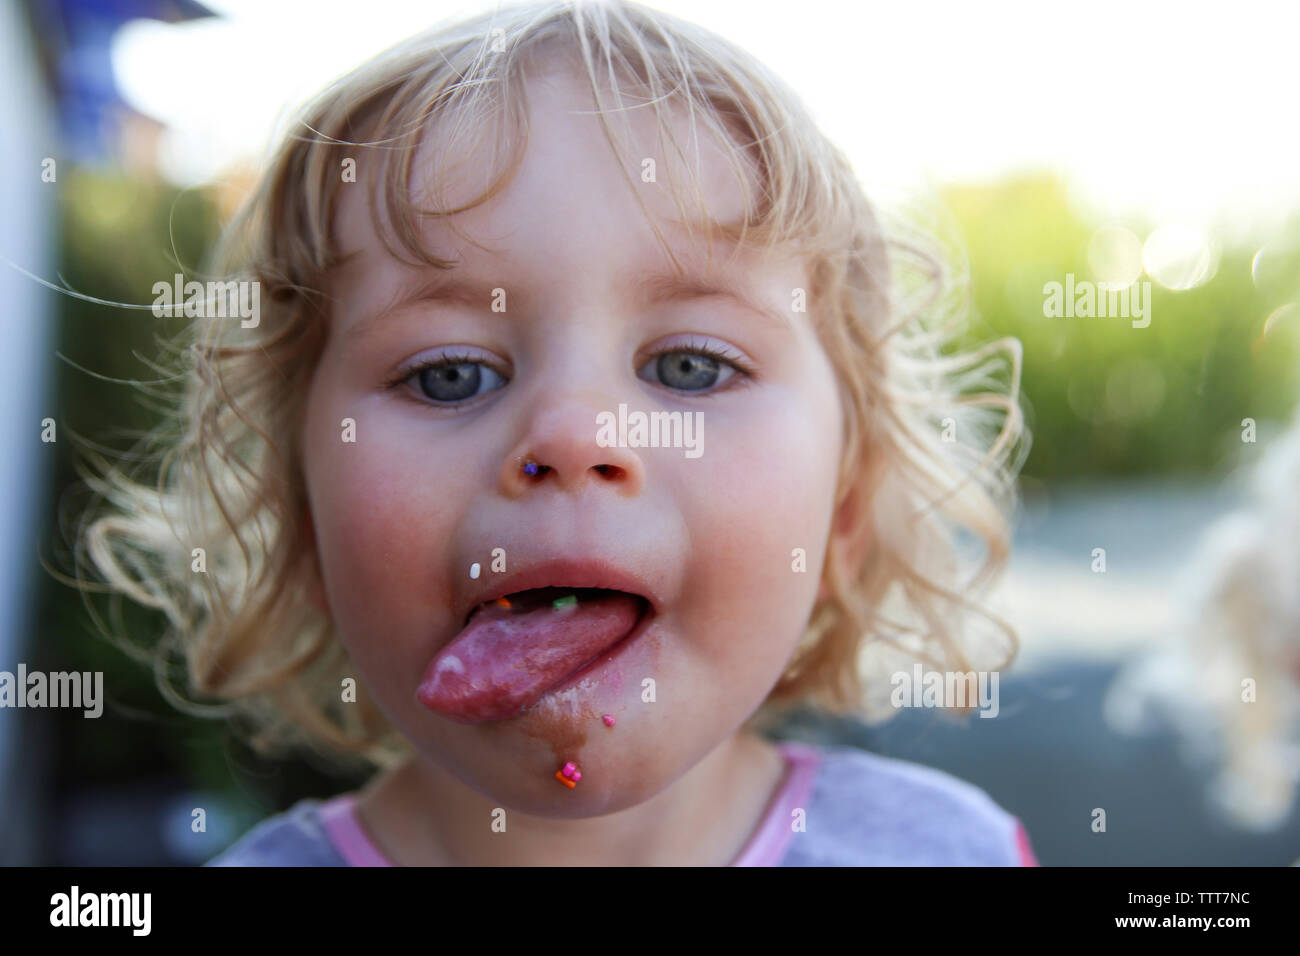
[
  {"x1": 779, "y1": 741, "x2": 1029, "y2": 866},
  {"x1": 206, "y1": 799, "x2": 348, "y2": 867}
]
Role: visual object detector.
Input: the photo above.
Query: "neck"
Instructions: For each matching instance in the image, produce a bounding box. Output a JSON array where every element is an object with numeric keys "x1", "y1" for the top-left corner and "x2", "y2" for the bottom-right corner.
[{"x1": 355, "y1": 732, "x2": 786, "y2": 866}]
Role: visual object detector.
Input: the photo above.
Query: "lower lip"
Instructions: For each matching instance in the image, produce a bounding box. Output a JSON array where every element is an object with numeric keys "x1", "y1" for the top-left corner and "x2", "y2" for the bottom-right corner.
[{"x1": 532, "y1": 605, "x2": 656, "y2": 705}]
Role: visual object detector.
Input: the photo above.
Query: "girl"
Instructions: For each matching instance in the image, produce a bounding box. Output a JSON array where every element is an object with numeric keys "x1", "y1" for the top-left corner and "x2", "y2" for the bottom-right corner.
[{"x1": 82, "y1": 0, "x2": 1033, "y2": 866}]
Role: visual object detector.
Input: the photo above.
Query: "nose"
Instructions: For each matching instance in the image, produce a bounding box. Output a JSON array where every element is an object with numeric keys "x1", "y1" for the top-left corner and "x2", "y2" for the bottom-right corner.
[{"x1": 499, "y1": 393, "x2": 645, "y2": 498}]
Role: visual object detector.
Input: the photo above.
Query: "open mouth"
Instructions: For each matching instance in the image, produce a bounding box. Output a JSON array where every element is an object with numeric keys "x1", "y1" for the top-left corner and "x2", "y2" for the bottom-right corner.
[
  {"x1": 419, "y1": 586, "x2": 652, "y2": 723},
  {"x1": 462, "y1": 586, "x2": 650, "y2": 628}
]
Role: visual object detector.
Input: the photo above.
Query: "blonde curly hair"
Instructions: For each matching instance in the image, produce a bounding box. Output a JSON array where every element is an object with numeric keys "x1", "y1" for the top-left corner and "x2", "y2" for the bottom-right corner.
[{"x1": 77, "y1": 0, "x2": 1026, "y2": 769}]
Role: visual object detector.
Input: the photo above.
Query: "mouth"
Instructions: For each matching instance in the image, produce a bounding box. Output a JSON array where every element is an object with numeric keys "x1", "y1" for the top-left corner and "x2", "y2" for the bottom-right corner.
[
  {"x1": 460, "y1": 585, "x2": 650, "y2": 629},
  {"x1": 418, "y1": 575, "x2": 655, "y2": 723},
  {"x1": 453, "y1": 559, "x2": 661, "y2": 626}
]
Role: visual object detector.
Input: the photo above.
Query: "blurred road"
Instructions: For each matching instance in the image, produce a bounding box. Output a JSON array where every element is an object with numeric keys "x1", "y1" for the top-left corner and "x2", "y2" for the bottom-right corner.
[{"x1": 769, "y1": 479, "x2": 1300, "y2": 865}]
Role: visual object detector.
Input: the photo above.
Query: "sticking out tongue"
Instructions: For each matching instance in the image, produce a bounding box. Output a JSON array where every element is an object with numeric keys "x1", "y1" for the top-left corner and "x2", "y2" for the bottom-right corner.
[{"x1": 417, "y1": 588, "x2": 645, "y2": 723}]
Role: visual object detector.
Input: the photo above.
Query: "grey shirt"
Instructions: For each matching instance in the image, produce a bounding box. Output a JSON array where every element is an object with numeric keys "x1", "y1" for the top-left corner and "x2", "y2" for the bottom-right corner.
[{"x1": 207, "y1": 740, "x2": 1036, "y2": 866}]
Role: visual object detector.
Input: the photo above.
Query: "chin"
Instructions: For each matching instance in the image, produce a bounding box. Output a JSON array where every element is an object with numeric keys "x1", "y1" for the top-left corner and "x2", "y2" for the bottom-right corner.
[{"x1": 436, "y1": 724, "x2": 690, "y2": 819}]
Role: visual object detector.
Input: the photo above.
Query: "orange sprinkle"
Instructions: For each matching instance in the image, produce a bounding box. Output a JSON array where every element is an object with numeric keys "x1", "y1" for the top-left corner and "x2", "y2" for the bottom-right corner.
[
  {"x1": 495, "y1": 597, "x2": 512, "y2": 609},
  {"x1": 554, "y1": 771, "x2": 576, "y2": 789}
]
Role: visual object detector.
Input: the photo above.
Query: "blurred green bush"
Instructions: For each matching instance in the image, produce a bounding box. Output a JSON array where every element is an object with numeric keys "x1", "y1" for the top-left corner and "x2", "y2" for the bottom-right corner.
[{"x1": 943, "y1": 174, "x2": 1300, "y2": 480}]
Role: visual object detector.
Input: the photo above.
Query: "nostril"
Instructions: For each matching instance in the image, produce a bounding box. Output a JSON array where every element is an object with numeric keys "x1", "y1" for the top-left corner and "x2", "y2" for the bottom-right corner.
[{"x1": 593, "y1": 464, "x2": 625, "y2": 479}]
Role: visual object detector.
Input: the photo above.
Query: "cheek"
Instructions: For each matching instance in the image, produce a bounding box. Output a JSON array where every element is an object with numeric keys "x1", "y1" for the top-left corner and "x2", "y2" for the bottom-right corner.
[
  {"x1": 677, "y1": 382, "x2": 842, "y2": 681},
  {"x1": 300, "y1": 380, "x2": 463, "y2": 657}
]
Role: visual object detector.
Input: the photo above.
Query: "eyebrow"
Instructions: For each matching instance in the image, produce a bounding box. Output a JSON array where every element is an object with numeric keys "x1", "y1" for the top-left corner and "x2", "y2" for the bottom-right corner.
[
  {"x1": 626, "y1": 269, "x2": 794, "y2": 331},
  {"x1": 342, "y1": 263, "x2": 793, "y2": 343},
  {"x1": 342, "y1": 271, "x2": 505, "y2": 344}
]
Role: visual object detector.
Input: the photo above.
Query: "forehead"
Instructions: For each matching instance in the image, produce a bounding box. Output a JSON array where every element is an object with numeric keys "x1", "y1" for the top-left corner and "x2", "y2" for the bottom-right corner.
[{"x1": 330, "y1": 63, "x2": 775, "y2": 291}]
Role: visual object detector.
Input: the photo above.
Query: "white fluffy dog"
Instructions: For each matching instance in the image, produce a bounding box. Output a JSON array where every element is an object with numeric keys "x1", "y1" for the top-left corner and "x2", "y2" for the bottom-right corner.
[{"x1": 1105, "y1": 417, "x2": 1300, "y2": 830}]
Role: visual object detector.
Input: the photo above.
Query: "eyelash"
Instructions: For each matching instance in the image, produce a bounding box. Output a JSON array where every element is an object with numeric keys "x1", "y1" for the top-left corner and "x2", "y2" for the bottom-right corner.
[
  {"x1": 385, "y1": 350, "x2": 482, "y2": 387},
  {"x1": 386, "y1": 340, "x2": 756, "y2": 404}
]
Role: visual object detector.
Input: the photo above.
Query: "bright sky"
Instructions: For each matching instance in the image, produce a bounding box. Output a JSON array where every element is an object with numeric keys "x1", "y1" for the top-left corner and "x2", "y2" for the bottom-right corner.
[{"x1": 112, "y1": 0, "x2": 1300, "y2": 237}]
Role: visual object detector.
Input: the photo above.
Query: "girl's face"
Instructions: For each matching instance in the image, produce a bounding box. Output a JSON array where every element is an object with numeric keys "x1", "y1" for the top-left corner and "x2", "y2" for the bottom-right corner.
[{"x1": 301, "y1": 67, "x2": 846, "y2": 815}]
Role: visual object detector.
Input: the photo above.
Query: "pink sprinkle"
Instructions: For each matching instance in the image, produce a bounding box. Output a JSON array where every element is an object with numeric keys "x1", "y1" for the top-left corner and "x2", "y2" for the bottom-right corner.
[
  {"x1": 571, "y1": 770, "x2": 582, "y2": 782},
  {"x1": 602, "y1": 714, "x2": 616, "y2": 727},
  {"x1": 561, "y1": 761, "x2": 576, "y2": 778}
]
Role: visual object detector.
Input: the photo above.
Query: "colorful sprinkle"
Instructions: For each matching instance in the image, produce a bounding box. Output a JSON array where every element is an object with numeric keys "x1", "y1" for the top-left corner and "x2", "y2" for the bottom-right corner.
[
  {"x1": 470, "y1": 563, "x2": 481, "y2": 580},
  {"x1": 555, "y1": 762, "x2": 581, "y2": 788},
  {"x1": 552, "y1": 594, "x2": 577, "y2": 611},
  {"x1": 602, "y1": 714, "x2": 616, "y2": 727},
  {"x1": 494, "y1": 597, "x2": 512, "y2": 609},
  {"x1": 523, "y1": 461, "x2": 540, "y2": 476}
]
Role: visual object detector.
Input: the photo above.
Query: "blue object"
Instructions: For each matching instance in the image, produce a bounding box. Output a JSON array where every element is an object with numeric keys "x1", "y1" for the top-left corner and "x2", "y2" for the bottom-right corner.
[{"x1": 22, "y1": 0, "x2": 216, "y2": 164}]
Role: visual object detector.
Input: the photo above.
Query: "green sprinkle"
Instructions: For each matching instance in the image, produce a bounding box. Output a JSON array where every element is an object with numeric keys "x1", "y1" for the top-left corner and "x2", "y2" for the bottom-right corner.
[{"x1": 552, "y1": 594, "x2": 578, "y2": 610}]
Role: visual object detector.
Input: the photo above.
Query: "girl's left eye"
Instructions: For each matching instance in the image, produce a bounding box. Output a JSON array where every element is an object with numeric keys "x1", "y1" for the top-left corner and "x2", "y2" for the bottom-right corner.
[{"x1": 636, "y1": 344, "x2": 749, "y2": 393}]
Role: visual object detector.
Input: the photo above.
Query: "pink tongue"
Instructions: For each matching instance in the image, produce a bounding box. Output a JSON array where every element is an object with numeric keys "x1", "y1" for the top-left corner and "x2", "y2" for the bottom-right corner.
[{"x1": 416, "y1": 592, "x2": 643, "y2": 723}]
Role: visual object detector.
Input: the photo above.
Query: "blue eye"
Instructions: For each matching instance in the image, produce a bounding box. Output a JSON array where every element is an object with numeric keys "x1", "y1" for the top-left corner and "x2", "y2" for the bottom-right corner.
[
  {"x1": 408, "y1": 359, "x2": 507, "y2": 404},
  {"x1": 637, "y1": 346, "x2": 743, "y2": 393}
]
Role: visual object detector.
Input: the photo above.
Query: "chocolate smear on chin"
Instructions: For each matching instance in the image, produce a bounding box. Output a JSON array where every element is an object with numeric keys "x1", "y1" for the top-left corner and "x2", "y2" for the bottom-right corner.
[{"x1": 516, "y1": 685, "x2": 597, "y2": 765}]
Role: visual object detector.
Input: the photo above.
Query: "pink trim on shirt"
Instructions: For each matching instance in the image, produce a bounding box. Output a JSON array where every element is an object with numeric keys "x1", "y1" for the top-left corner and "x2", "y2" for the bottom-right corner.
[
  {"x1": 318, "y1": 740, "x2": 821, "y2": 867},
  {"x1": 1014, "y1": 819, "x2": 1040, "y2": 866},
  {"x1": 319, "y1": 794, "x2": 394, "y2": 867},
  {"x1": 727, "y1": 740, "x2": 822, "y2": 867}
]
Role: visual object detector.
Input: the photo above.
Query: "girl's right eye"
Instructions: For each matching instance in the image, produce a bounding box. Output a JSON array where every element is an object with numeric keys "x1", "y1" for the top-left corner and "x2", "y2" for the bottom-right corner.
[{"x1": 400, "y1": 359, "x2": 508, "y2": 404}]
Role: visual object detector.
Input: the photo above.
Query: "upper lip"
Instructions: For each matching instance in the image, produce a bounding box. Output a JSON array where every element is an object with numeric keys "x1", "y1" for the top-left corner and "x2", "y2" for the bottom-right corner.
[{"x1": 455, "y1": 557, "x2": 661, "y2": 627}]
